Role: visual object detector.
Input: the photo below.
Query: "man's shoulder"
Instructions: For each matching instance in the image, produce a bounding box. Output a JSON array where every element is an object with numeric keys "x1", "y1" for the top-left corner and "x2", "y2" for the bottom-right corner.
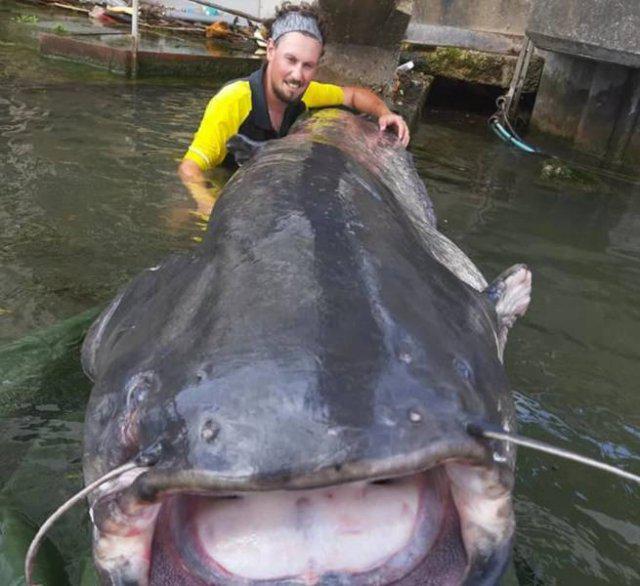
[
  {"x1": 213, "y1": 78, "x2": 252, "y2": 103},
  {"x1": 302, "y1": 81, "x2": 345, "y2": 108},
  {"x1": 306, "y1": 80, "x2": 343, "y2": 91}
]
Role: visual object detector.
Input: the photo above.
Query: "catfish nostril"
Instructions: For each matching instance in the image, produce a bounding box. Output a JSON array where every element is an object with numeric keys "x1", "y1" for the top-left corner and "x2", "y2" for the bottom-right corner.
[
  {"x1": 453, "y1": 357, "x2": 474, "y2": 382},
  {"x1": 201, "y1": 419, "x2": 220, "y2": 443},
  {"x1": 408, "y1": 408, "x2": 423, "y2": 423}
]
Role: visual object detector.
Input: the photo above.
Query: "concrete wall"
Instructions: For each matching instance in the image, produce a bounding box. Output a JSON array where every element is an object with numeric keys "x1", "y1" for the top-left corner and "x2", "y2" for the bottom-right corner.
[
  {"x1": 527, "y1": 0, "x2": 640, "y2": 68},
  {"x1": 258, "y1": 0, "x2": 279, "y2": 19},
  {"x1": 406, "y1": 0, "x2": 532, "y2": 53},
  {"x1": 413, "y1": 0, "x2": 533, "y2": 36}
]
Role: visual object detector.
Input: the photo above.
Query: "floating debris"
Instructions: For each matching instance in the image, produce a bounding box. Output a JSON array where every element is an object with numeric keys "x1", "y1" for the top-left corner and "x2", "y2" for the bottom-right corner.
[{"x1": 37, "y1": 0, "x2": 262, "y2": 51}]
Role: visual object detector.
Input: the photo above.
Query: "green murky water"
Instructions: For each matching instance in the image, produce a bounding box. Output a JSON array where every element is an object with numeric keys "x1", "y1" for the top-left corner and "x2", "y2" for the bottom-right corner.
[{"x1": 1, "y1": 2, "x2": 639, "y2": 584}]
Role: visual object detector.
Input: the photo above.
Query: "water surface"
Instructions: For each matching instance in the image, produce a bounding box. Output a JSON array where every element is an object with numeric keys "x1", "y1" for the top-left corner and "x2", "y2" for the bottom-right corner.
[{"x1": 1, "y1": 3, "x2": 639, "y2": 584}]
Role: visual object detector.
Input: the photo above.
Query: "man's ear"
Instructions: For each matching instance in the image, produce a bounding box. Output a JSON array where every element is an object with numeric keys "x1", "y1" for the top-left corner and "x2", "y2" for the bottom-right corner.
[{"x1": 266, "y1": 39, "x2": 275, "y2": 62}]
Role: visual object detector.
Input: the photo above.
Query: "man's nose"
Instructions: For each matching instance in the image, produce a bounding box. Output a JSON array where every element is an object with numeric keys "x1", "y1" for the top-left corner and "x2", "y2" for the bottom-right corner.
[{"x1": 290, "y1": 63, "x2": 303, "y2": 80}]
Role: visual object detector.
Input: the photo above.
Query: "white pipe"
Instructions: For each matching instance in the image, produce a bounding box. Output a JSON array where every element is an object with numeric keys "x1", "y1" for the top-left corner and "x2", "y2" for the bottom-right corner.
[{"x1": 131, "y1": 0, "x2": 140, "y2": 78}]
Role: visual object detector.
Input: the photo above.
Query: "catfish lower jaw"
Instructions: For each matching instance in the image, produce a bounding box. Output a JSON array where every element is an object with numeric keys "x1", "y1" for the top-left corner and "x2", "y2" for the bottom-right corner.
[
  {"x1": 151, "y1": 469, "x2": 458, "y2": 585},
  {"x1": 90, "y1": 464, "x2": 514, "y2": 586}
]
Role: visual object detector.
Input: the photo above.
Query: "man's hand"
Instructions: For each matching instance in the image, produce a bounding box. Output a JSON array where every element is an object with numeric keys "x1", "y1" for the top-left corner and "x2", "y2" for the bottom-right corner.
[
  {"x1": 342, "y1": 87, "x2": 411, "y2": 148},
  {"x1": 188, "y1": 182, "x2": 219, "y2": 220},
  {"x1": 379, "y1": 113, "x2": 410, "y2": 147},
  {"x1": 178, "y1": 159, "x2": 219, "y2": 220}
]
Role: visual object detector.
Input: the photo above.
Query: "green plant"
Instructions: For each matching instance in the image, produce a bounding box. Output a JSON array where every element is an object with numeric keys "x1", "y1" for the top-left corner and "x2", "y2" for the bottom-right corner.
[
  {"x1": 53, "y1": 24, "x2": 68, "y2": 35},
  {"x1": 15, "y1": 13, "x2": 39, "y2": 24}
]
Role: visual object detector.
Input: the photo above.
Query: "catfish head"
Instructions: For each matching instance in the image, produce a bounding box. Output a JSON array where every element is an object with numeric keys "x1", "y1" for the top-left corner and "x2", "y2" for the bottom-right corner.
[{"x1": 81, "y1": 110, "x2": 531, "y2": 585}]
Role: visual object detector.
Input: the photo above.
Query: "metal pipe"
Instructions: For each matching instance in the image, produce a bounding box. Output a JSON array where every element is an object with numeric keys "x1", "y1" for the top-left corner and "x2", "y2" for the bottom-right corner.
[{"x1": 131, "y1": 0, "x2": 140, "y2": 78}]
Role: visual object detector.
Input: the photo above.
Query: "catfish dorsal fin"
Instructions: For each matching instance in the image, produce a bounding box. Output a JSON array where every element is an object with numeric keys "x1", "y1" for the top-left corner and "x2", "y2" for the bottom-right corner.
[
  {"x1": 226, "y1": 133, "x2": 267, "y2": 166},
  {"x1": 484, "y1": 264, "x2": 532, "y2": 356}
]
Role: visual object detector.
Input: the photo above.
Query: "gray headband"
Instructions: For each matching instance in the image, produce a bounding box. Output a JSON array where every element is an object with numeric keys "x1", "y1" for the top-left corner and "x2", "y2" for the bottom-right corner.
[{"x1": 271, "y1": 12, "x2": 323, "y2": 44}]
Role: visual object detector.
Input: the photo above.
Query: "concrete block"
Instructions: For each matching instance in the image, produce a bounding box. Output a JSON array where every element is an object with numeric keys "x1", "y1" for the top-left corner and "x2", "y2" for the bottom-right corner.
[
  {"x1": 530, "y1": 52, "x2": 595, "y2": 140},
  {"x1": 614, "y1": 70, "x2": 640, "y2": 170},
  {"x1": 622, "y1": 129, "x2": 640, "y2": 172},
  {"x1": 531, "y1": 50, "x2": 640, "y2": 172},
  {"x1": 527, "y1": 0, "x2": 640, "y2": 68},
  {"x1": 575, "y1": 62, "x2": 629, "y2": 157},
  {"x1": 413, "y1": 0, "x2": 533, "y2": 37}
]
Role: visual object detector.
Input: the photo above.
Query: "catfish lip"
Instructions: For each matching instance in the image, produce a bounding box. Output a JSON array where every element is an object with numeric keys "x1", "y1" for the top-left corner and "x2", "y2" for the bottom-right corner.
[
  {"x1": 129, "y1": 434, "x2": 500, "y2": 502},
  {"x1": 89, "y1": 452, "x2": 514, "y2": 586}
]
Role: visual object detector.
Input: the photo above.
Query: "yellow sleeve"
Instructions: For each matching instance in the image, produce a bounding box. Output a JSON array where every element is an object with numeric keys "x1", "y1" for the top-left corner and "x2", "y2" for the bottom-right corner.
[
  {"x1": 302, "y1": 81, "x2": 345, "y2": 109},
  {"x1": 183, "y1": 81, "x2": 252, "y2": 171}
]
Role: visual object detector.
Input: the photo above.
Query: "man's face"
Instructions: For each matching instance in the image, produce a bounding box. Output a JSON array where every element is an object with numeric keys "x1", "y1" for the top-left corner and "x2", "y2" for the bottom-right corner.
[{"x1": 266, "y1": 32, "x2": 322, "y2": 104}]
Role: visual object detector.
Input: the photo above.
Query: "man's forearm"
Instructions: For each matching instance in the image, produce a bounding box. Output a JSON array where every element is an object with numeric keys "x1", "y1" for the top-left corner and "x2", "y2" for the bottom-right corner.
[
  {"x1": 344, "y1": 87, "x2": 392, "y2": 119},
  {"x1": 178, "y1": 159, "x2": 208, "y2": 186},
  {"x1": 342, "y1": 86, "x2": 410, "y2": 147},
  {"x1": 178, "y1": 159, "x2": 219, "y2": 218}
]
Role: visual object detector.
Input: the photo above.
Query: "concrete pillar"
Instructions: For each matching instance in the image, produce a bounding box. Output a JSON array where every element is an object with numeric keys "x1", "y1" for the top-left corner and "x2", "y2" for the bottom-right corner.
[
  {"x1": 530, "y1": 52, "x2": 640, "y2": 171},
  {"x1": 574, "y1": 63, "x2": 630, "y2": 158},
  {"x1": 529, "y1": 52, "x2": 594, "y2": 141},
  {"x1": 317, "y1": 0, "x2": 411, "y2": 86},
  {"x1": 609, "y1": 69, "x2": 640, "y2": 169}
]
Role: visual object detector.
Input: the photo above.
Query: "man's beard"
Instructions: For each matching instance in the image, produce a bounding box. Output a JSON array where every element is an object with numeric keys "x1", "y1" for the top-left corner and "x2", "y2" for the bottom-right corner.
[{"x1": 274, "y1": 80, "x2": 303, "y2": 104}]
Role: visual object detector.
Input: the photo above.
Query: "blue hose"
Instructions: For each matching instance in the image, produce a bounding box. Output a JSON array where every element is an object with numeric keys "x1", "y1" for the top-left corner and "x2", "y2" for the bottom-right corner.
[{"x1": 489, "y1": 119, "x2": 538, "y2": 154}]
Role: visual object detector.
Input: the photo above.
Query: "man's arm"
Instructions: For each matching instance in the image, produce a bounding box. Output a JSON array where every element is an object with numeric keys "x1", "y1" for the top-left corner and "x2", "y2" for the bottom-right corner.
[
  {"x1": 178, "y1": 160, "x2": 219, "y2": 219},
  {"x1": 342, "y1": 86, "x2": 410, "y2": 147},
  {"x1": 178, "y1": 81, "x2": 252, "y2": 217},
  {"x1": 178, "y1": 159, "x2": 207, "y2": 184}
]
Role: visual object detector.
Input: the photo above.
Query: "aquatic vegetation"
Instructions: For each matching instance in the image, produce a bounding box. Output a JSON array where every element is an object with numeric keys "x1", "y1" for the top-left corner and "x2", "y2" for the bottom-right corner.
[
  {"x1": 539, "y1": 159, "x2": 600, "y2": 188},
  {"x1": 14, "y1": 13, "x2": 38, "y2": 25}
]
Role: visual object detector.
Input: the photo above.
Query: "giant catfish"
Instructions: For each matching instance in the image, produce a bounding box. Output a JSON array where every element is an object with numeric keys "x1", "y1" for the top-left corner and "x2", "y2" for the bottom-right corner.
[{"x1": 81, "y1": 109, "x2": 532, "y2": 585}]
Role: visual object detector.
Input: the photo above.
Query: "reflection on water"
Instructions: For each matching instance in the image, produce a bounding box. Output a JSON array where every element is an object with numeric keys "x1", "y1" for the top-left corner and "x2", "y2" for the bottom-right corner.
[
  {"x1": 1, "y1": 3, "x2": 639, "y2": 584},
  {"x1": 412, "y1": 115, "x2": 640, "y2": 584}
]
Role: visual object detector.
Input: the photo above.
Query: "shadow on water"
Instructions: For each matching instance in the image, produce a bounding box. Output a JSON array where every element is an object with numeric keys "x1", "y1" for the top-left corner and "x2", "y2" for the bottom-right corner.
[{"x1": 1, "y1": 2, "x2": 639, "y2": 584}]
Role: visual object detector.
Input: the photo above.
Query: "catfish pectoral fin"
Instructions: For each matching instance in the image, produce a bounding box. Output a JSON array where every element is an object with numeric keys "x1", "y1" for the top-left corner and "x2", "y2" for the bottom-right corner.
[{"x1": 485, "y1": 264, "x2": 532, "y2": 356}]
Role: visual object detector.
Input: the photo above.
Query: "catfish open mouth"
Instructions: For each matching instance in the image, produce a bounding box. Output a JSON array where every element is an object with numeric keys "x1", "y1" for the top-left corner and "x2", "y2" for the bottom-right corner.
[{"x1": 90, "y1": 460, "x2": 514, "y2": 586}]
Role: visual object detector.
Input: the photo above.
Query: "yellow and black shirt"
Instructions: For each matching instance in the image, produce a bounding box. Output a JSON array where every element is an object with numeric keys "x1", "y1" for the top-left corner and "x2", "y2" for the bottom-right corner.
[{"x1": 183, "y1": 65, "x2": 344, "y2": 170}]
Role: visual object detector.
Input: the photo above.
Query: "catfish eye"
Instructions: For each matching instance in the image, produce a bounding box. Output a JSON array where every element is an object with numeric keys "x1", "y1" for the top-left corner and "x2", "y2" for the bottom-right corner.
[
  {"x1": 370, "y1": 479, "x2": 396, "y2": 486},
  {"x1": 453, "y1": 357, "x2": 473, "y2": 382},
  {"x1": 126, "y1": 371, "x2": 156, "y2": 408},
  {"x1": 201, "y1": 418, "x2": 220, "y2": 443}
]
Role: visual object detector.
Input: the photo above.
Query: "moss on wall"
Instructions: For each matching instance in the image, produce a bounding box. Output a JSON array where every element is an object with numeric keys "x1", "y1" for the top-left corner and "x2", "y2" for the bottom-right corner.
[{"x1": 404, "y1": 46, "x2": 543, "y2": 91}]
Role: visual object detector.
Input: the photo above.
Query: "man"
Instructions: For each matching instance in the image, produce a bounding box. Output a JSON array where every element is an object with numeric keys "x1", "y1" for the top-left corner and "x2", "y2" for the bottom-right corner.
[{"x1": 178, "y1": 2, "x2": 410, "y2": 216}]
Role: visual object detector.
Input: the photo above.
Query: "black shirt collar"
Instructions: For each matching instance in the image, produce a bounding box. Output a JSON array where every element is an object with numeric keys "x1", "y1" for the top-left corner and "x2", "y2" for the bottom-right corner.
[
  {"x1": 248, "y1": 65, "x2": 272, "y2": 131},
  {"x1": 248, "y1": 64, "x2": 306, "y2": 136}
]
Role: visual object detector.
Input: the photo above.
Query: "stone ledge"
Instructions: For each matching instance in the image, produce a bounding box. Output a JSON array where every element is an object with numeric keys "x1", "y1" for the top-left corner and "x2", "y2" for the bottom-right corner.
[
  {"x1": 401, "y1": 46, "x2": 543, "y2": 92},
  {"x1": 405, "y1": 23, "x2": 523, "y2": 55}
]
